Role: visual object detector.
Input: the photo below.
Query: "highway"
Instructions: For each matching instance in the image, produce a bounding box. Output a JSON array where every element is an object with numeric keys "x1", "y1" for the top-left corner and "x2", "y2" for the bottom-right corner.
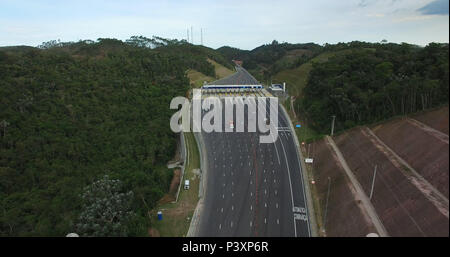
[
  {"x1": 207, "y1": 65, "x2": 259, "y2": 85},
  {"x1": 196, "y1": 66, "x2": 311, "y2": 237}
]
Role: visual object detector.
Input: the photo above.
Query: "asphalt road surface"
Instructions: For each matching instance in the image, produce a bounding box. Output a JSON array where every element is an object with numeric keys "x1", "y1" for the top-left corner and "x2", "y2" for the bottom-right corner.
[
  {"x1": 197, "y1": 67, "x2": 311, "y2": 237},
  {"x1": 207, "y1": 66, "x2": 259, "y2": 85}
]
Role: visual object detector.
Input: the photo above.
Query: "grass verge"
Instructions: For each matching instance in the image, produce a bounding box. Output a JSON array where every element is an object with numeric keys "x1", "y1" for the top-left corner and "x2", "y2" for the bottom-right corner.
[
  {"x1": 273, "y1": 49, "x2": 355, "y2": 98},
  {"x1": 149, "y1": 132, "x2": 201, "y2": 237},
  {"x1": 186, "y1": 58, "x2": 234, "y2": 88}
]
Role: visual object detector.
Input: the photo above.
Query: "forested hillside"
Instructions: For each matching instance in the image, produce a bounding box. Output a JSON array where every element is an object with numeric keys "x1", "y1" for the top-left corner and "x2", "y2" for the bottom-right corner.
[
  {"x1": 217, "y1": 41, "x2": 322, "y2": 81},
  {"x1": 1, "y1": 36, "x2": 448, "y2": 236},
  {"x1": 0, "y1": 36, "x2": 223, "y2": 236},
  {"x1": 299, "y1": 42, "x2": 449, "y2": 134}
]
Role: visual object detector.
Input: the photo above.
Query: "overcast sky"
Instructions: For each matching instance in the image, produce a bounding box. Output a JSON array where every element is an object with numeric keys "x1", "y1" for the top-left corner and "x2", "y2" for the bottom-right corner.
[{"x1": 0, "y1": 0, "x2": 448, "y2": 50}]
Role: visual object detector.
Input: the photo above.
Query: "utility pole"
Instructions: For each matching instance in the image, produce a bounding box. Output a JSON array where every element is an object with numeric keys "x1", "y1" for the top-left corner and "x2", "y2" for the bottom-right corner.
[
  {"x1": 201, "y1": 28, "x2": 203, "y2": 45},
  {"x1": 191, "y1": 26, "x2": 193, "y2": 44},
  {"x1": 323, "y1": 177, "x2": 331, "y2": 234},
  {"x1": 369, "y1": 165, "x2": 378, "y2": 200},
  {"x1": 187, "y1": 28, "x2": 190, "y2": 43},
  {"x1": 330, "y1": 115, "x2": 336, "y2": 136}
]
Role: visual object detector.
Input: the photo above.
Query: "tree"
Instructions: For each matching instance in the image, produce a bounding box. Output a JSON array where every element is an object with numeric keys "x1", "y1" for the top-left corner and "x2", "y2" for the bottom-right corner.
[
  {"x1": 76, "y1": 175, "x2": 134, "y2": 237},
  {"x1": 0, "y1": 120, "x2": 9, "y2": 138}
]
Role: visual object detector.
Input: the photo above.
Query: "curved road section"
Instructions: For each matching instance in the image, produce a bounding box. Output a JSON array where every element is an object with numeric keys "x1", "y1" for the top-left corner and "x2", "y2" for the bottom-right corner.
[
  {"x1": 207, "y1": 65, "x2": 259, "y2": 85},
  {"x1": 196, "y1": 66, "x2": 311, "y2": 237}
]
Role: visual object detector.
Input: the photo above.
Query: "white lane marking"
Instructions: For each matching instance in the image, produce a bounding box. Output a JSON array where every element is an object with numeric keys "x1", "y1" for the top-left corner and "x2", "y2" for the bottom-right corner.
[
  {"x1": 231, "y1": 221, "x2": 233, "y2": 228},
  {"x1": 219, "y1": 224, "x2": 222, "y2": 230},
  {"x1": 276, "y1": 126, "x2": 298, "y2": 237},
  {"x1": 221, "y1": 208, "x2": 224, "y2": 213},
  {"x1": 268, "y1": 127, "x2": 281, "y2": 165},
  {"x1": 270, "y1": 101, "x2": 312, "y2": 236}
]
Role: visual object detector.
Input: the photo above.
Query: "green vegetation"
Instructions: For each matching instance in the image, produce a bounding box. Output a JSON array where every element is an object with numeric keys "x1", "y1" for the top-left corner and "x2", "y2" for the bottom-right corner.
[
  {"x1": 186, "y1": 69, "x2": 215, "y2": 88},
  {"x1": 186, "y1": 58, "x2": 234, "y2": 88},
  {"x1": 300, "y1": 42, "x2": 449, "y2": 134},
  {"x1": 273, "y1": 50, "x2": 354, "y2": 97},
  {"x1": 217, "y1": 41, "x2": 322, "y2": 81},
  {"x1": 207, "y1": 58, "x2": 234, "y2": 79},
  {"x1": 150, "y1": 132, "x2": 200, "y2": 237},
  {"x1": 1, "y1": 35, "x2": 448, "y2": 237},
  {"x1": 0, "y1": 36, "x2": 224, "y2": 236},
  {"x1": 76, "y1": 175, "x2": 134, "y2": 236},
  {"x1": 294, "y1": 125, "x2": 323, "y2": 144}
]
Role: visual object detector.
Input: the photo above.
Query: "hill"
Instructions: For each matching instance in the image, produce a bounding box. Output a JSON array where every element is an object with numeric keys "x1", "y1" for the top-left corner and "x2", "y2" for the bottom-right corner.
[
  {"x1": 0, "y1": 36, "x2": 231, "y2": 236},
  {"x1": 306, "y1": 106, "x2": 449, "y2": 236},
  {"x1": 298, "y1": 42, "x2": 449, "y2": 134},
  {"x1": 273, "y1": 49, "x2": 355, "y2": 97},
  {"x1": 186, "y1": 58, "x2": 234, "y2": 88},
  {"x1": 217, "y1": 41, "x2": 322, "y2": 81}
]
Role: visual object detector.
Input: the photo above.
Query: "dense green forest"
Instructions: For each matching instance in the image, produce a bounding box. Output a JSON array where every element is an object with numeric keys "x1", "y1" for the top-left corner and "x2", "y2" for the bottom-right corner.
[
  {"x1": 298, "y1": 42, "x2": 449, "y2": 134},
  {"x1": 0, "y1": 36, "x2": 222, "y2": 236}
]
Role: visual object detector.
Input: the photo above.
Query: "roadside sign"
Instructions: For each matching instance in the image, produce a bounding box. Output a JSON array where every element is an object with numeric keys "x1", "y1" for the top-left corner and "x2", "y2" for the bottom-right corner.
[
  {"x1": 305, "y1": 158, "x2": 314, "y2": 163},
  {"x1": 296, "y1": 124, "x2": 301, "y2": 128}
]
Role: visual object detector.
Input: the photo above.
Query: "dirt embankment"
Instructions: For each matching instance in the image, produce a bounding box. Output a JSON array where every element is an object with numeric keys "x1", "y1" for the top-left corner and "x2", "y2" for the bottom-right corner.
[
  {"x1": 335, "y1": 128, "x2": 448, "y2": 236},
  {"x1": 412, "y1": 106, "x2": 449, "y2": 135},
  {"x1": 309, "y1": 139, "x2": 376, "y2": 236},
  {"x1": 372, "y1": 118, "x2": 449, "y2": 198},
  {"x1": 158, "y1": 169, "x2": 182, "y2": 204}
]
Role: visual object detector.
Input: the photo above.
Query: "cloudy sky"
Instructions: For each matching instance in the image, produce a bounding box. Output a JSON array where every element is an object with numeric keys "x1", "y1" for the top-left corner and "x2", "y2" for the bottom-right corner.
[{"x1": 0, "y1": 0, "x2": 448, "y2": 49}]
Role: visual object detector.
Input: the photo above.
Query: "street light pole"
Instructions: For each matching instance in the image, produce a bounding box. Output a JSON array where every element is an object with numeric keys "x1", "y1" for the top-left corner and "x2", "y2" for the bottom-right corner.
[
  {"x1": 323, "y1": 176, "x2": 331, "y2": 233},
  {"x1": 331, "y1": 115, "x2": 336, "y2": 136},
  {"x1": 369, "y1": 165, "x2": 378, "y2": 200}
]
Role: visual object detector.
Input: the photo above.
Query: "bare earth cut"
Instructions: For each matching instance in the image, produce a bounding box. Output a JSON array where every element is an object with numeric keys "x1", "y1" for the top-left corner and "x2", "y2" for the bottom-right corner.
[
  {"x1": 308, "y1": 106, "x2": 449, "y2": 236},
  {"x1": 308, "y1": 139, "x2": 376, "y2": 236},
  {"x1": 335, "y1": 127, "x2": 448, "y2": 236},
  {"x1": 372, "y1": 118, "x2": 449, "y2": 198}
]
